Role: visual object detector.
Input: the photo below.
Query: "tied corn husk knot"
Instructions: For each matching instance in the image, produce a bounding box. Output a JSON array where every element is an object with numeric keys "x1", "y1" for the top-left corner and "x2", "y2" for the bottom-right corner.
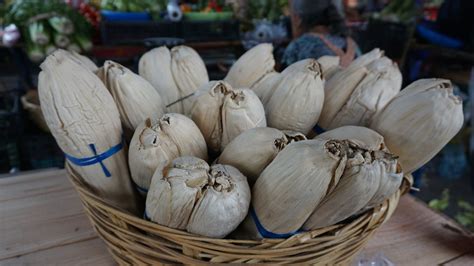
[
  {"x1": 38, "y1": 50, "x2": 137, "y2": 213},
  {"x1": 139, "y1": 46, "x2": 182, "y2": 113},
  {"x1": 225, "y1": 43, "x2": 276, "y2": 88},
  {"x1": 265, "y1": 58, "x2": 325, "y2": 135},
  {"x1": 63, "y1": 50, "x2": 97, "y2": 71},
  {"x1": 146, "y1": 156, "x2": 251, "y2": 238},
  {"x1": 319, "y1": 49, "x2": 402, "y2": 130},
  {"x1": 96, "y1": 60, "x2": 165, "y2": 137},
  {"x1": 249, "y1": 139, "x2": 347, "y2": 236},
  {"x1": 129, "y1": 114, "x2": 208, "y2": 194},
  {"x1": 248, "y1": 138, "x2": 400, "y2": 237},
  {"x1": 217, "y1": 127, "x2": 307, "y2": 185},
  {"x1": 190, "y1": 81, "x2": 266, "y2": 153},
  {"x1": 317, "y1": 55, "x2": 340, "y2": 80},
  {"x1": 170, "y1": 45, "x2": 209, "y2": 115},
  {"x1": 370, "y1": 78, "x2": 464, "y2": 174},
  {"x1": 303, "y1": 127, "x2": 403, "y2": 229}
]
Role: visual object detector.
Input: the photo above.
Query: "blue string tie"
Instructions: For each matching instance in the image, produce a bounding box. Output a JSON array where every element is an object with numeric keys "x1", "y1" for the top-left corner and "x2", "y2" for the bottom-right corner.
[
  {"x1": 64, "y1": 139, "x2": 124, "y2": 178},
  {"x1": 249, "y1": 207, "x2": 304, "y2": 239},
  {"x1": 313, "y1": 124, "x2": 326, "y2": 134}
]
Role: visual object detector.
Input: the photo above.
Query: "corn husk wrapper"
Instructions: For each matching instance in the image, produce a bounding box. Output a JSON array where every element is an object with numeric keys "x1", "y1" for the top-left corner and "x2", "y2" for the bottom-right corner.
[
  {"x1": 317, "y1": 55, "x2": 340, "y2": 80},
  {"x1": 250, "y1": 71, "x2": 280, "y2": 105},
  {"x1": 370, "y1": 78, "x2": 464, "y2": 174},
  {"x1": 170, "y1": 45, "x2": 209, "y2": 115},
  {"x1": 265, "y1": 59, "x2": 324, "y2": 134},
  {"x1": 38, "y1": 50, "x2": 137, "y2": 213},
  {"x1": 303, "y1": 149, "x2": 399, "y2": 230},
  {"x1": 249, "y1": 139, "x2": 347, "y2": 236},
  {"x1": 225, "y1": 43, "x2": 275, "y2": 88},
  {"x1": 315, "y1": 125, "x2": 386, "y2": 151},
  {"x1": 217, "y1": 127, "x2": 306, "y2": 184},
  {"x1": 146, "y1": 156, "x2": 251, "y2": 238},
  {"x1": 139, "y1": 46, "x2": 182, "y2": 113},
  {"x1": 96, "y1": 61, "x2": 165, "y2": 137},
  {"x1": 315, "y1": 126, "x2": 403, "y2": 208},
  {"x1": 66, "y1": 50, "x2": 97, "y2": 72},
  {"x1": 129, "y1": 114, "x2": 208, "y2": 193},
  {"x1": 319, "y1": 49, "x2": 402, "y2": 129},
  {"x1": 327, "y1": 57, "x2": 402, "y2": 129},
  {"x1": 190, "y1": 81, "x2": 266, "y2": 153}
]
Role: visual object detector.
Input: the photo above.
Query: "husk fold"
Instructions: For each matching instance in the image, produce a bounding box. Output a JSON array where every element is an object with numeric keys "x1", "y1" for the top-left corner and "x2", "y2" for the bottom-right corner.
[
  {"x1": 265, "y1": 59, "x2": 325, "y2": 135},
  {"x1": 129, "y1": 114, "x2": 208, "y2": 193},
  {"x1": 224, "y1": 43, "x2": 276, "y2": 88},
  {"x1": 217, "y1": 127, "x2": 307, "y2": 184},
  {"x1": 145, "y1": 156, "x2": 251, "y2": 238},
  {"x1": 96, "y1": 60, "x2": 165, "y2": 137},
  {"x1": 370, "y1": 78, "x2": 464, "y2": 173},
  {"x1": 190, "y1": 81, "x2": 266, "y2": 153}
]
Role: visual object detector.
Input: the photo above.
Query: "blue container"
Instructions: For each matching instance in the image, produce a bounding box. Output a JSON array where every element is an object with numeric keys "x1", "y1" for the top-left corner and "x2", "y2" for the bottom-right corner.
[{"x1": 101, "y1": 10, "x2": 151, "y2": 22}]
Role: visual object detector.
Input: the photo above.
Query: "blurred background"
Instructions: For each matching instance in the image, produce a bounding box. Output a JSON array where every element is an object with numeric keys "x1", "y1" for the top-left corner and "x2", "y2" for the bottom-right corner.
[{"x1": 0, "y1": 0, "x2": 472, "y2": 231}]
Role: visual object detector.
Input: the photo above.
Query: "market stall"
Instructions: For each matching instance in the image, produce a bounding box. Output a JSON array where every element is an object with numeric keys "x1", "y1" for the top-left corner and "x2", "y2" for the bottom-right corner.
[{"x1": 0, "y1": 0, "x2": 473, "y2": 265}]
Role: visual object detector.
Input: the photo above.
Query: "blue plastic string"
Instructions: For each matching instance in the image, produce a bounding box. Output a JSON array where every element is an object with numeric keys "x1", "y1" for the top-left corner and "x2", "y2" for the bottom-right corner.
[
  {"x1": 64, "y1": 139, "x2": 124, "y2": 178},
  {"x1": 135, "y1": 184, "x2": 148, "y2": 194},
  {"x1": 313, "y1": 124, "x2": 326, "y2": 134},
  {"x1": 249, "y1": 207, "x2": 304, "y2": 239}
]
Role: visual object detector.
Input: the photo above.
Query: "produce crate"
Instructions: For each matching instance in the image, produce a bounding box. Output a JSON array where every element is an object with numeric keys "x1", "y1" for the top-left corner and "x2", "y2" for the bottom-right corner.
[
  {"x1": 181, "y1": 20, "x2": 240, "y2": 42},
  {"x1": 100, "y1": 21, "x2": 181, "y2": 45}
]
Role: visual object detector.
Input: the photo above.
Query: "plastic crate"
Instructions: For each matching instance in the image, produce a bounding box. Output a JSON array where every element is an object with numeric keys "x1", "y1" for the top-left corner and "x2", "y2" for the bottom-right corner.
[
  {"x1": 181, "y1": 20, "x2": 240, "y2": 42},
  {"x1": 23, "y1": 134, "x2": 64, "y2": 170},
  {"x1": 100, "y1": 21, "x2": 181, "y2": 45}
]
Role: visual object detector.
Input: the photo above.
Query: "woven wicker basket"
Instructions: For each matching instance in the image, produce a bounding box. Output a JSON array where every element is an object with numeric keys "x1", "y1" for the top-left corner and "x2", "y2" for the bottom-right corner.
[{"x1": 66, "y1": 164, "x2": 412, "y2": 265}]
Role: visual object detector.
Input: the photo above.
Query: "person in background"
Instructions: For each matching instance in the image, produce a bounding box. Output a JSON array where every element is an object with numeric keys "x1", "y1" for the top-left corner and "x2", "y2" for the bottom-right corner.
[{"x1": 282, "y1": 0, "x2": 360, "y2": 67}]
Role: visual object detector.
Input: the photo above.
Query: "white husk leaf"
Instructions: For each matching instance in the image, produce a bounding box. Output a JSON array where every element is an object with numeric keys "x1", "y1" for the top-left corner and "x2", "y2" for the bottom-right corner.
[
  {"x1": 319, "y1": 49, "x2": 385, "y2": 129},
  {"x1": 315, "y1": 125, "x2": 386, "y2": 151},
  {"x1": 265, "y1": 59, "x2": 324, "y2": 134},
  {"x1": 370, "y1": 78, "x2": 464, "y2": 173},
  {"x1": 96, "y1": 60, "x2": 165, "y2": 137},
  {"x1": 170, "y1": 45, "x2": 209, "y2": 115},
  {"x1": 250, "y1": 71, "x2": 280, "y2": 105},
  {"x1": 191, "y1": 81, "x2": 266, "y2": 153},
  {"x1": 65, "y1": 50, "x2": 97, "y2": 71},
  {"x1": 129, "y1": 114, "x2": 208, "y2": 193},
  {"x1": 224, "y1": 43, "x2": 276, "y2": 88},
  {"x1": 38, "y1": 50, "x2": 137, "y2": 213},
  {"x1": 327, "y1": 57, "x2": 402, "y2": 128},
  {"x1": 317, "y1": 55, "x2": 340, "y2": 80},
  {"x1": 146, "y1": 157, "x2": 251, "y2": 238},
  {"x1": 218, "y1": 127, "x2": 303, "y2": 184},
  {"x1": 139, "y1": 46, "x2": 182, "y2": 113}
]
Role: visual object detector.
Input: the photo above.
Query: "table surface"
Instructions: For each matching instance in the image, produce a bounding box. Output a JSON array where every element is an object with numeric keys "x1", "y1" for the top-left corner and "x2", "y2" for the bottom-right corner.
[{"x1": 1, "y1": 169, "x2": 473, "y2": 265}]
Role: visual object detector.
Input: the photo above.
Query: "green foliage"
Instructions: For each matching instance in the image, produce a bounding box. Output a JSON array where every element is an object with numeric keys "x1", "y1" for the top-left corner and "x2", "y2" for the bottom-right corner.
[
  {"x1": 428, "y1": 189, "x2": 450, "y2": 211},
  {"x1": 247, "y1": 0, "x2": 288, "y2": 21},
  {"x1": 455, "y1": 200, "x2": 474, "y2": 230}
]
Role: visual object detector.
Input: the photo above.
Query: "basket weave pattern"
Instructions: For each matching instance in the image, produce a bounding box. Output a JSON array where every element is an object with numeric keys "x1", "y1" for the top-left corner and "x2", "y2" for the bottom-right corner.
[{"x1": 67, "y1": 164, "x2": 412, "y2": 265}]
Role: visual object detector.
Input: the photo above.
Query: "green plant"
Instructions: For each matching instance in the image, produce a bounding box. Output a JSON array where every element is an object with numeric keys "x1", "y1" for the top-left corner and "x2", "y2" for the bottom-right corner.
[
  {"x1": 455, "y1": 200, "x2": 474, "y2": 231},
  {"x1": 428, "y1": 188, "x2": 450, "y2": 211}
]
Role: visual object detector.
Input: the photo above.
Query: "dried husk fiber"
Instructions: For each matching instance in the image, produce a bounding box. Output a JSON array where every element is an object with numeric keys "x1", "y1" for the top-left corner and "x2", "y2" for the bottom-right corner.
[
  {"x1": 370, "y1": 78, "x2": 464, "y2": 174},
  {"x1": 190, "y1": 81, "x2": 266, "y2": 153},
  {"x1": 145, "y1": 156, "x2": 251, "y2": 238},
  {"x1": 315, "y1": 126, "x2": 403, "y2": 209},
  {"x1": 217, "y1": 127, "x2": 306, "y2": 184},
  {"x1": 96, "y1": 60, "x2": 165, "y2": 137},
  {"x1": 129, "y1": 114, "x2": 208, "y2": 193},
  {"x1": 38, "y1": 50, "x2": 137, "y2": 213},
  {"x1": 225, "y1": 43, "x2": 275, "y2": 89},
  {"x1": 139, "y1": 46, "x2": 182, "y2": 113},
  {"x1": 265, "y1": 58, "x2": 324, "y2": 135},
  {"x1": 319, "y1": 49, "x2": 402, "y2": 130},
  {"x1": 170, "y1": 45, "x2": 209, "y2": 114}
]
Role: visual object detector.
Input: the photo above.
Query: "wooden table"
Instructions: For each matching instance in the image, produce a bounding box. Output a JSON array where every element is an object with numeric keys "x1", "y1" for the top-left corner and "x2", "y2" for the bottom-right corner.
[{"x1": 1, "y1": 169, "x2": 473, "y2": 265}]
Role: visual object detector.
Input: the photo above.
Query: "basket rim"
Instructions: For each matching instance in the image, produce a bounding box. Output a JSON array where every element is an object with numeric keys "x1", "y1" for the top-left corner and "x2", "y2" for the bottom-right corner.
[{"x1": 66, "y1": 163, "x2": 412, "y2": 244}]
